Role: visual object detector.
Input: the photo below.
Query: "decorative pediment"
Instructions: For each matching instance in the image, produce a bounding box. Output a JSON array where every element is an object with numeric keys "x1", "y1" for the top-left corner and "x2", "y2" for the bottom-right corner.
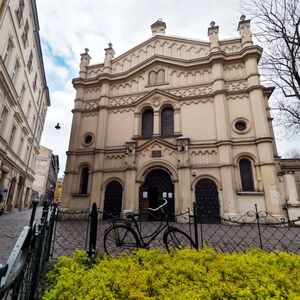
[
  {"x1": 137, "y1": 136, "x2": 177, "y2": 154},
  {"x1": 111, "y1": 35, "x2": 210, "y2": 74},
  {"x1": 135, "y1": 89, "x2": 179, "y2": 108}
]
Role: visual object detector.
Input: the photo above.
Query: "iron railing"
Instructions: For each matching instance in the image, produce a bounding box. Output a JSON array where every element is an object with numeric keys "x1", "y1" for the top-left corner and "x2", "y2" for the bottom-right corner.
[
  {"x1": 0, "y1": 199, "x2": 57, "y2": 300},
  {"x1": 1, "y1": 200, "x2": 299, "y2": 299},
  {"x1": 50, "y1": 202, "x2": 300, "y2": 258}
]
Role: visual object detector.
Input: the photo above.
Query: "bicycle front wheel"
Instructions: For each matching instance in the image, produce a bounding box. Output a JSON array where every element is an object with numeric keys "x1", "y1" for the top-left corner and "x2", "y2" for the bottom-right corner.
[
  {"x1": 104, "y1": 224, "x2": 140, "y2": 257},
  {"x1": 163, "y1": 227, "x2": 196, "y2": 252}
]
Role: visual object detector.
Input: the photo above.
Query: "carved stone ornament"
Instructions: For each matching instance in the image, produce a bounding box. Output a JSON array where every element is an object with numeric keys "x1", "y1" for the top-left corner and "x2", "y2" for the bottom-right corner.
[{"x1": 152, "y1": 97, "x2": 161, "y2": 107}]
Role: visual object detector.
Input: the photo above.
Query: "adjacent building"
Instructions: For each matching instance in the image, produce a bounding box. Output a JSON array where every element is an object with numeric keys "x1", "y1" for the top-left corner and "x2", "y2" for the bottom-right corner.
[
  {"x1": 32, "y1": 146, "x2": 59, "y2": 204},
  {"x1": 61, "y1": 19, "x2": 300, "y2": 222},
  {"x1": 0, "y1": 0, "x2": 50, "y2": 211}
]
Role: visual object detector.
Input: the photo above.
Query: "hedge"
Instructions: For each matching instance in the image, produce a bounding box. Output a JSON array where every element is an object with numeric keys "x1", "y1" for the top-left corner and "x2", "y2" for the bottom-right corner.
[{"x1": 42, "y1": 248, "x2": 300, "y2": 300}]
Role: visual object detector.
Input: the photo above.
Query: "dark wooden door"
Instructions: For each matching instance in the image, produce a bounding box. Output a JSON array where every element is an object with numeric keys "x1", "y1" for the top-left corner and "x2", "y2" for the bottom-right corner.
[
  {"x1": 195, "y1": 178, "x2": 220, "y2": 223},
  {"x1": 103, "y1": 181, "x2": 123, "y2": 220},
  {"x1": 140, "y1": 169, "x2": 174, "y2": 219}
]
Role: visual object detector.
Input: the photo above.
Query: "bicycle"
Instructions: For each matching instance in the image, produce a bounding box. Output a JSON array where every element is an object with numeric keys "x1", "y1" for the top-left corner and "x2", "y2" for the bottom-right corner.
[{"x1": 103, "y1": 198, "x2": 196, "y2": 256}]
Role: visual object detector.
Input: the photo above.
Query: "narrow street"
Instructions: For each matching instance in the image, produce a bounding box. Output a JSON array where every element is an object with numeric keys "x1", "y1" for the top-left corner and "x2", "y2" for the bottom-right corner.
[{"x1": 0, "y1": 206, "x2": 43, "y2": 262}]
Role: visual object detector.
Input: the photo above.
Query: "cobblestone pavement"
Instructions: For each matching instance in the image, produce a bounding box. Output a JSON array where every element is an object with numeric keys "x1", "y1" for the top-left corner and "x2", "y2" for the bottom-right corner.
[{"x1": 0, "y1": 207, "x2": 43, "y2": 262}]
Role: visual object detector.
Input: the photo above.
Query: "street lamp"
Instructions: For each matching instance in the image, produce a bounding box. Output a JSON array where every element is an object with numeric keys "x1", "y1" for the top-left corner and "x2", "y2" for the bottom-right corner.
[{"x1": 55, "y1": 123, "x2": 61, "y2": 130}]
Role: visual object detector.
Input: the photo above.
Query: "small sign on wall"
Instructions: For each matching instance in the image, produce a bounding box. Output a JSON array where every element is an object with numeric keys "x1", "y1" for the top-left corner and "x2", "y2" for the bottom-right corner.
[
  {"x1": 162, "y1": 192, "x2": 167, "y2": 198},
  {"x1": 143, "y1": 191, "x2": 148, "y2": 198},
  {"x1": 168, "y1": 192, "x2": 173, "y2": 198}
]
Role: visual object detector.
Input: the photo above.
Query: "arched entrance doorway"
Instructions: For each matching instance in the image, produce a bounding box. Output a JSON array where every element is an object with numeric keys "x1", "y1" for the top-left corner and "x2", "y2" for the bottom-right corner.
[
  {"x1": 103, "y1": 180, "x2": 123, "y2": 220},
  {"x1": 139, "y1": 169, "x2": 174, "y2": 219},
  {"x1": 195, "y1": 178, "x2": 220, "y2": 224}
]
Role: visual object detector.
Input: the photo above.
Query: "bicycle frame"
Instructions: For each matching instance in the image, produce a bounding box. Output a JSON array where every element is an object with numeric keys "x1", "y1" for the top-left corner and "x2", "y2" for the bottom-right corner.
[{"x1": 117, "y1": 201, "x2": 173, "y2": 248}]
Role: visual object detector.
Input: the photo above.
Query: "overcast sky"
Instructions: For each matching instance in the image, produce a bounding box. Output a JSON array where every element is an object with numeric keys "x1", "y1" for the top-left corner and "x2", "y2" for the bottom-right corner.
[{"x1": 36, "y1": 0, "x2": 300, "y2": 177}]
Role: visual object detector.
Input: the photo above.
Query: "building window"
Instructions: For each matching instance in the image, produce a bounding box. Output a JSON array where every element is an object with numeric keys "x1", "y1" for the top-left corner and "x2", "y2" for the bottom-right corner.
[
  {"x1": 21, "y1": 20, "x2": 29, "y2": 47},
  {"x1": 0, "y1": 107, "x2": 9, "y2": 135},
  {"x1": 19, "y1": 83, "x2": 26, "y2": 103},
  {"x1": 11, "y1": 59, "x2": 20, "y2": 82},
  {"x1": 27, "y1": 103, "x2": 31, "y2": 119},
  {"x1": 142, "y1": 109, "x2": 153, "y2": 138},
  {"x1": 239, "y1": 158, "x2": 255, "y2": 192},
  {"x1": 149, "y1": 71, "x2": 156, "y2": 85},
  {"x1": 32, "y1": 73, "x2": 37, "y2": 91},
  {"x1": 161, "y1": 107, "x2": 174, "y2": 136},
  {"x1": 15, "y1": 0, "x2": 25, "y2": 26},
  {"x1": 27, "y1": 51, "x2": 33, "y2": 72},
  {"x1": 2, "y1": 37, "x2": 13, "y2": 66},
  {"x1": 83, "y1": 133, "x2": 94, "y2": 146},
  {"x1": 18, "y1": 137, "x2": 24, "y2": 157},
  {"x1": 157, "y1": 69, "x2": 165, "y2": 84},
  {"x1": 148, "y1": 69, "x2": 165, "y2": 85},
  {"x1": 79, "y1": 166, "x2": 89, "y2": 194},
  {"x1": 9, "y1": 125, "x2": 16, "y2": 148}
]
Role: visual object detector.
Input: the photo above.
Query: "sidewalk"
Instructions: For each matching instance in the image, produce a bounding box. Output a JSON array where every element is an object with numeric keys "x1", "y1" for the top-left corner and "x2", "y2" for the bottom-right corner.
[{"x1": 0, "y1": 206, "x2": 43, "y2": 262}]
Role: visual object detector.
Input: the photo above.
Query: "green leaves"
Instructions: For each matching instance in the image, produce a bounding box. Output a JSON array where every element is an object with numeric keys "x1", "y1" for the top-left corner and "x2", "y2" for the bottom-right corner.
[{"x1": 43, "y1": 248, "x2": 300, "y2": 300}]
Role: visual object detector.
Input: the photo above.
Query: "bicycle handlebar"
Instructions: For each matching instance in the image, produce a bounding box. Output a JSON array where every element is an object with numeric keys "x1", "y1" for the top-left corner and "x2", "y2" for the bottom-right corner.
[{"x1": 147, "y1": 198, "x2": 167, "y2": 212}]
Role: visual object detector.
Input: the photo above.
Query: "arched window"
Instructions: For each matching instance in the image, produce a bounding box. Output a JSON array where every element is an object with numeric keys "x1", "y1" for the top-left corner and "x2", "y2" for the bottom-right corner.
[
  {"x1": 148, "y1": 71, "x2": 156, "y2": 85},
  {"x1": 161, "y1": 107, "x2": 174, "y2": 136},
  {"x1": 239, "y1": 159, "x2": 254, "y2": 191},
  {"x1": 79, "y1": 166, "x2": 89, "y2": 194},
  {"x1": 148, "y1": 69, "x2": 165, "y2": 85},
  {"x1": 157, "y1": 69, "x2": 165, "y2": 84},
  {"x1": 142, "y1": 109, "x2": 153, "y2": 138}
]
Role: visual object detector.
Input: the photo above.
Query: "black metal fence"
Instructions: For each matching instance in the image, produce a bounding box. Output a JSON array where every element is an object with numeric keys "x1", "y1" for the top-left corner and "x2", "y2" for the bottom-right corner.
[
  {"x1": 0, "y1": 200, "x2": 57, "y2": 300},
  {"x1": 1, "y1": 200, "x2": 299, "y2": 299},
  {"x1": 49, "y1": 202, "x2": 300, "y2": 259}
]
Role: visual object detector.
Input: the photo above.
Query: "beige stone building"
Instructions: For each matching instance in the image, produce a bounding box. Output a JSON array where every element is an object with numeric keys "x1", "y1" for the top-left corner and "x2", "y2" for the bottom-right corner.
[
  {"x1": 32, "y1": 145, "x2": 59, "y2": 204},
  {"x1": 0, "y1": 0, "x2": 50, "y2": 211},
  {"x1": 61, "y1": 19, "x2": 300, "y2": 222}
]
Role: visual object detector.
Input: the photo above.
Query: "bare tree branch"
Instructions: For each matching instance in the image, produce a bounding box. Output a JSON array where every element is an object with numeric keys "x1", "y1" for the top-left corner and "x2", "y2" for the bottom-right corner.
[{"x1": 242, "y1": 0, "x2": 300, "y2": 135}]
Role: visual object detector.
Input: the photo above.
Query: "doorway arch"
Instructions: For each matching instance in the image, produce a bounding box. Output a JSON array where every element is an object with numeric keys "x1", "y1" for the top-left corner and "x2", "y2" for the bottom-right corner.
[
  {"x1": 103, "y1": 180, "x2": 123, "y2": 220},
  {"x1": 195, "y1": 178, "x2": 220, "y2": 223},
  {"x1": 139, "y1": 168, "x2": 174, "y2": 219}
]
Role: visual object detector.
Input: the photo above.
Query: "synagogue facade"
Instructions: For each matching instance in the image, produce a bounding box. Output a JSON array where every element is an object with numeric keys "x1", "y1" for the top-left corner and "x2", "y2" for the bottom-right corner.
[{"x1": 61, "y1": 19, "x2": 300, "y2": 222}]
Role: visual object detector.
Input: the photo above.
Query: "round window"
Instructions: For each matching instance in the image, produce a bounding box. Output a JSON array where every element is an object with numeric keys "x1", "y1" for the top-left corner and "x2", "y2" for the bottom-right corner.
[
  {"x1": 83, "y1": 134, "x2": 93, "y2": 145},
  {"x1": 235, "y1": 120, "x2": 247, "y2": 132}
]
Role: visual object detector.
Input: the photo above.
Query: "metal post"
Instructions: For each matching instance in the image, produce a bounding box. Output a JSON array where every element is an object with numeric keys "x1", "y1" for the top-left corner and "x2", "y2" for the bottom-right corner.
[
  {"x1": 193, "y1": 202, "x2": 199, "y2": 249},
  {"x1": 88, "y1": 203, "x2": 98, "y2": 258},
  {"x1": 41, "y1": 199, "x2": 50, "y2": 224},
  {"x1": 255, "y1": 204, "x2": 263, "y2": 249},
  {"x1": 29, "y1": 197, "x2": 39, "y2": 227},
  {"x1": 46, "y1": 203, "x2": 58, "y2": 261}
]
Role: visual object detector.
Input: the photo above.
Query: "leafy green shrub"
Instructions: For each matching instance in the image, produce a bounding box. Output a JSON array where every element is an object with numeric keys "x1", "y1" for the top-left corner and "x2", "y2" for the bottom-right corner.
[{"x1": 43, "y1": 248, "x2": 300, "y2": 300}]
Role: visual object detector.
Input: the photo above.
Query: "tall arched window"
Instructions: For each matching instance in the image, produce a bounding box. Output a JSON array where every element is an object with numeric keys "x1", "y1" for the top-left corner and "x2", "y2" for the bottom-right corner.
[
  {"x1": 148, "y1": 71, "x2": 156, "y2": 85},
  {"x1": 142, "y1": 109, "x2": 153, "y2": 138},
  {"x1": 156, "y1": 69, "x2": 165, "y2": 84},
  {"x1": 161, "y1": 107, "x2": 174, "y2": 136},
  {"x1": 239, "y1": 159, "x2": 254, "y2": 191},
  {"x1": 79, "y1": 166, "x2": 89, "y2": 194}
]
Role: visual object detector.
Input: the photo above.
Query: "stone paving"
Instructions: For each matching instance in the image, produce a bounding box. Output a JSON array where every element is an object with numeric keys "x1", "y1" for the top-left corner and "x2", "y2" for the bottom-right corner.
[{"x1": 0, "y1": 207, "x2": 43, "y2": 262}]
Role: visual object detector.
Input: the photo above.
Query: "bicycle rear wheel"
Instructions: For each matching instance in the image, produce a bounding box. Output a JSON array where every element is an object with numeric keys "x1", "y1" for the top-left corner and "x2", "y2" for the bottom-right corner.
[
  {"x1": 163, "y1": 227, "x2": 196, "y2": 252},
  {"x1": 104, "y1": 224, "x2": 140, "y2": 257}
]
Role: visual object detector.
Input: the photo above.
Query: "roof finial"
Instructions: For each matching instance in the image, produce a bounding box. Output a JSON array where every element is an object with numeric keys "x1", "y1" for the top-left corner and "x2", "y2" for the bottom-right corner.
[
  {"x1": 240, "y1": 15, "x2": 246, "y2": 21},
  {"x1": 210, "y1": 21, "x2": 216, "y2": 27}
]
